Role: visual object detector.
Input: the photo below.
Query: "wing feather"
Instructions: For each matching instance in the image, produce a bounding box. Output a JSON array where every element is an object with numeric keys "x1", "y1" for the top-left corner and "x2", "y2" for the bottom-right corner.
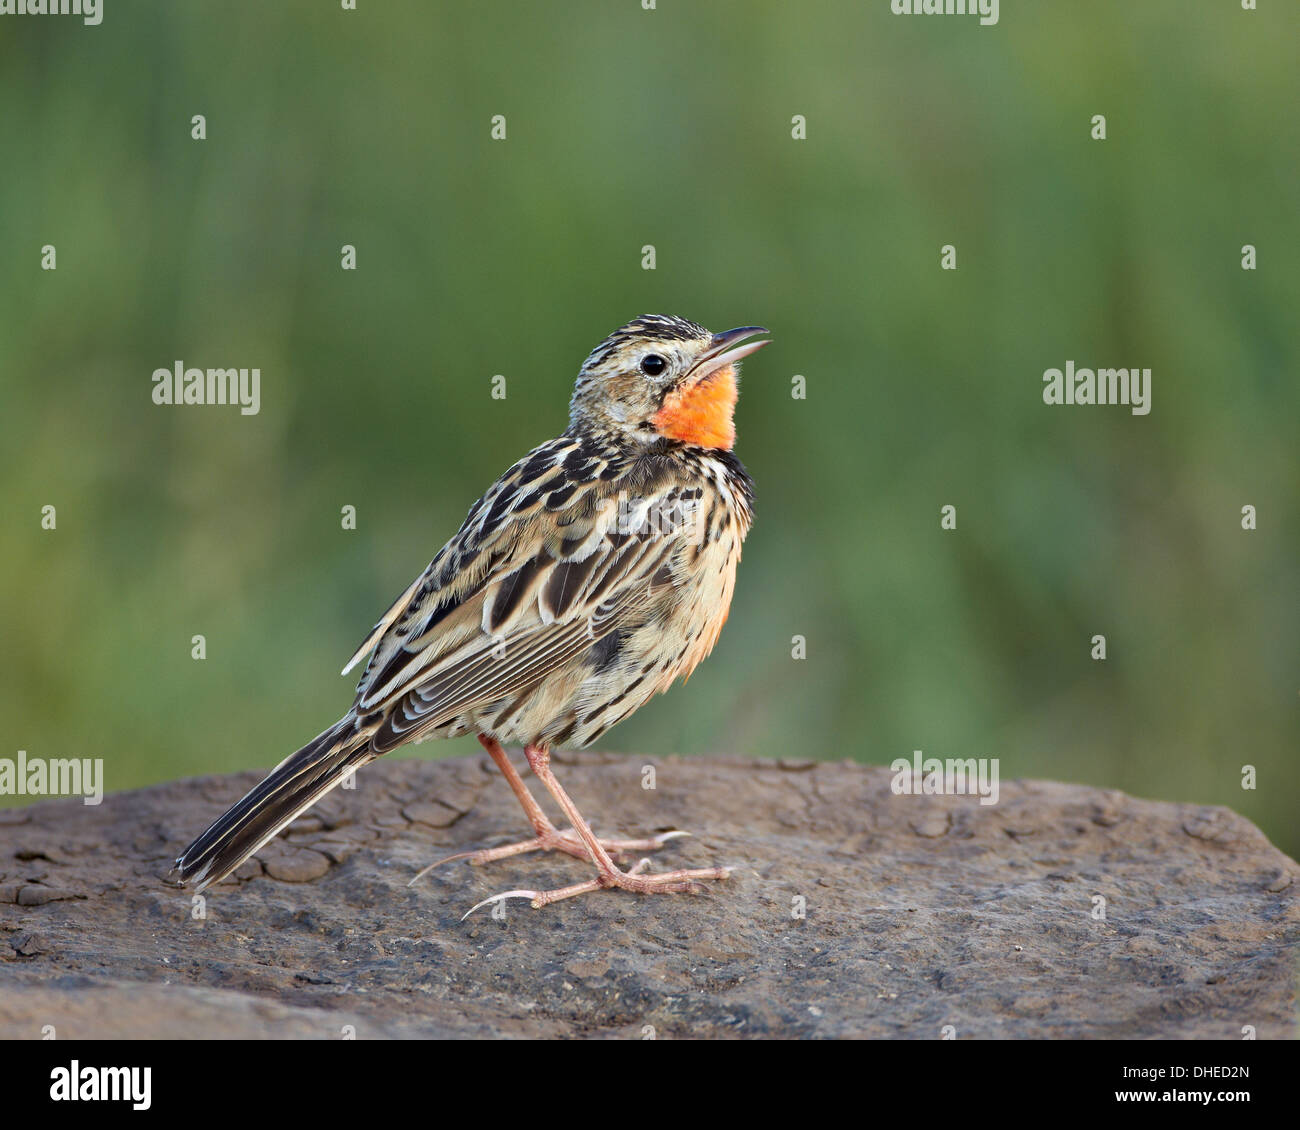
[{"x1": 358, "y1": 525, "x2": 679, "y2": 745}]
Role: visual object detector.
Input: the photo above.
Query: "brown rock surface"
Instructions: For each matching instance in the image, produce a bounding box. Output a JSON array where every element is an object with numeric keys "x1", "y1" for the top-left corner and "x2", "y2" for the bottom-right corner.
[{"x1": 1, "y1": 753, "x2": 1296, "y2": 1039}]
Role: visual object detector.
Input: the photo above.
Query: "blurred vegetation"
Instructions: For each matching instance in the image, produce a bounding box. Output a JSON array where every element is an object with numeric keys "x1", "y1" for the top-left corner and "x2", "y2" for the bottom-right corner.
[{"x1": 1, "y1": 2, "x2": 1296, "y2": 857}]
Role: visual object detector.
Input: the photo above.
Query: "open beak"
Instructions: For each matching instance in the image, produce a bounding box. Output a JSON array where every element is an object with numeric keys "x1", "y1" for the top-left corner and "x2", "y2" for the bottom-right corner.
[{"x1": 685, "y1": 326, "x2": 770, "y2": 384}]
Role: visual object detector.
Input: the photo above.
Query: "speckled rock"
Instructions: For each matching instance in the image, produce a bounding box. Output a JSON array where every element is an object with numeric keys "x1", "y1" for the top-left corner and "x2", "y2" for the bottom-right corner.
[{"x1": 1, "y1": 753, "x2": 1296, "y2": 1039}]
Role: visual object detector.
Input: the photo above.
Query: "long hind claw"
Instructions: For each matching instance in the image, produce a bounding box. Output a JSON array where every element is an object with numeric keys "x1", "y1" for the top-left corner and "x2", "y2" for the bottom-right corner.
[
  {"x1": 408, "y1": 849, "x2": 484, "y2": 887},
  {"x1": 461, "y1": 890, "x2": 541, "y2": 920}
]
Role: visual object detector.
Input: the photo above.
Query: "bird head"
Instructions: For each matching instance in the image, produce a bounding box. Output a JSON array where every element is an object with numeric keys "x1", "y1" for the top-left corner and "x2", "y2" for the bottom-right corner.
[{"x1": 567, "y1": 314, "x2": 769, "y2": 451}]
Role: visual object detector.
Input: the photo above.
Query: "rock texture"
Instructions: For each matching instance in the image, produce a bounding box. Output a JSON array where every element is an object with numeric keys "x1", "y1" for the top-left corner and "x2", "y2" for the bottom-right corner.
[{"x1": 1, "y1": 752, "x2": 1296, "y2": 1039}]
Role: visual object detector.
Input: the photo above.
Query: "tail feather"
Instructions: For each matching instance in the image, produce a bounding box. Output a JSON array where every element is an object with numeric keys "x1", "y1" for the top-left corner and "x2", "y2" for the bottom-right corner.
[{"x1": 171, "y1": 716, "x2": 373, "y2": 891}]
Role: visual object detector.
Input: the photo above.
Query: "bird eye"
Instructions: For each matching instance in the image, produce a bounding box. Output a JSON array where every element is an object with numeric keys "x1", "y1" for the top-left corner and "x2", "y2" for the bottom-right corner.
[{"x1": 640, "y1": 354, "x2": 667, "y2": 376}]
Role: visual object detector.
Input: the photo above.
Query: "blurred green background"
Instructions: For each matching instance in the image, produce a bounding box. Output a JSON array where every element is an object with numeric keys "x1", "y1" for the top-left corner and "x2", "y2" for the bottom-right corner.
[{"x1": 2, "y1": 2, "x2": 1296, "y2": 857}]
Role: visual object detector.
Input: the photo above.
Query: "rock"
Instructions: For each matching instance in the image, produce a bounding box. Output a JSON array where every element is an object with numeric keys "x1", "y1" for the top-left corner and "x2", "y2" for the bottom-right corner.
[
  {"x1": 259, "y1": 844, "x2": 332, "y2": 884},
  {"x1": 0, "y1": 753, "x2": 1296, "y2": 1039}
]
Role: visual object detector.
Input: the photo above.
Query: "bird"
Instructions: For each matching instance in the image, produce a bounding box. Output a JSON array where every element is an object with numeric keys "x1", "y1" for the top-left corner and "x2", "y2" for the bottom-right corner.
[{"x1": 170, "y1": 314, "x2": 768, "y2": 913}]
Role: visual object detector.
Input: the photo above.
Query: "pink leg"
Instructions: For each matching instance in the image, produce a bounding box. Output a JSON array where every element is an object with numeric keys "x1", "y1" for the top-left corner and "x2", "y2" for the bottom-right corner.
[
  {"x1": 408, "y1": 736, "x2": 687, "y2": 886},
  {"x1": 461, "y1": 744, "x2": 731, "y2": 916},
  {"x1": 479, "y1": 734, "x2": 558, "y2": 839}
]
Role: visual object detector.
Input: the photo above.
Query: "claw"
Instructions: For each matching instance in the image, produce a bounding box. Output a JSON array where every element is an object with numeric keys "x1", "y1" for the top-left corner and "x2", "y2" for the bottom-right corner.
[
  {"x1": 408, "y1": 850, "x2": 481, "y2": 887},
  {"x1": 461, "y1": 890, "x2": 540, "y2": 920}
]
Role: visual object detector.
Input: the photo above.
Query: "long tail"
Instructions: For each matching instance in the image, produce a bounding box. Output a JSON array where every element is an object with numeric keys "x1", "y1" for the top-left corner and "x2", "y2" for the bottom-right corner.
[{"x1": 171, "y1": 716, "x2": 374, "y2": 892}]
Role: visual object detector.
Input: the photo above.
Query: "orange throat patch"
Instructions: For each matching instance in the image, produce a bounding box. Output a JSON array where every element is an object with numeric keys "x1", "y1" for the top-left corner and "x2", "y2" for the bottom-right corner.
[{"x1": 651, "y1": 365, "x2": 738, "y2": 450}]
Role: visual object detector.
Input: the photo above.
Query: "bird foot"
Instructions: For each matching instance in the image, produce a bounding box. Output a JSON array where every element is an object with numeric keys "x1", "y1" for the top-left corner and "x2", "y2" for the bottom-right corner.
[
  {"x1": 409, "y1": 827, "x2": 689, "y2": 886},
  {"x1": 460, "y1": 856, "x2": 732, "y2": 917}
]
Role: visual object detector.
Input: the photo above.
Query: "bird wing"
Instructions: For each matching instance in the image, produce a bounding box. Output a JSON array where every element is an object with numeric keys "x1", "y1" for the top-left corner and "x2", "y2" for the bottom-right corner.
[{"x1": 345, "y1": 437, "x2": 694, "y2": 752}]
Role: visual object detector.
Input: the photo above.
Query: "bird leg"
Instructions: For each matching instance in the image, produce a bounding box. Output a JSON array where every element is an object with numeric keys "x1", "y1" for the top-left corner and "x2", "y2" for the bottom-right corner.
[
  {"x1": 461, "y1": 743, "x2": 731, "y2": 916},
  {"x1": 408, "y1": 736, "x2": 686, "y2": 885}
]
